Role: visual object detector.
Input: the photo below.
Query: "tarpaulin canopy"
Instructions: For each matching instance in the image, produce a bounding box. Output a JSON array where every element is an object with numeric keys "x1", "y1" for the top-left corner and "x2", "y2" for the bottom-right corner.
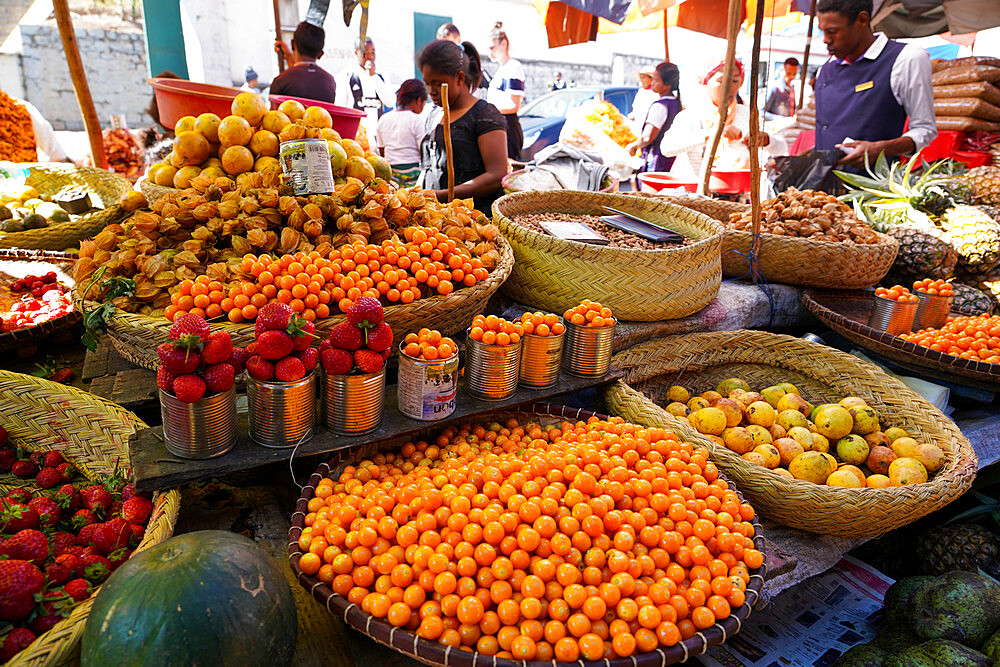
[{"x1": 872, "y1": 0, "x2": 1000, "y2": 37}]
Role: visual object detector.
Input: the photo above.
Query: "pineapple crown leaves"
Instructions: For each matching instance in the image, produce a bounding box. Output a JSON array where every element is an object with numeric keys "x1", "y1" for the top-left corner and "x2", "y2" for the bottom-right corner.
[{"x1": 837, "y1": 154, "x2": 969, "y2": 221}]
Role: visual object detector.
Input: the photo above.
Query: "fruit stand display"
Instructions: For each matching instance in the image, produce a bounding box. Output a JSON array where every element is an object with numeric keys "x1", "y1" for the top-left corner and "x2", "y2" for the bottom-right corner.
[{"x1": 0, "y1": 249, "x2": 78, "y2": 354}]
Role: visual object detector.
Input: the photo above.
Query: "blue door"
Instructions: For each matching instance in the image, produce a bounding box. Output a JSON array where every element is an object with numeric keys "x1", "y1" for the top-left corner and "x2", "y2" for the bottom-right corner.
[{"x1": 413, "y1": 12, "x2": 452, "y2": 79}]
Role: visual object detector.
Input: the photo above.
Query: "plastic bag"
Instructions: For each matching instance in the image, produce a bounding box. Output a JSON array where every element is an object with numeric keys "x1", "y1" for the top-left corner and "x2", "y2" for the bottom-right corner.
[
  {"x1": 933, "y1": 81, "x2": 1000, "y2": 106},
  {"x1": 932, "y1": 65, "x2": 1000, "y2": 86},
  {"x1": 933, "y1": 97, "x2": 1000, "y2": 121},
  {"x1": 559, "y1": 102, "x2": 643, "y2": 177},
  {"x1": 767, "y1": 149, "x2": 843, "y2": 194},
  {"x1": 932, "y1": 56, "x2": 1000, "y2": 73},
  {"x1": 936, "y1": 116, "x2": 1000, "y2": 132}
]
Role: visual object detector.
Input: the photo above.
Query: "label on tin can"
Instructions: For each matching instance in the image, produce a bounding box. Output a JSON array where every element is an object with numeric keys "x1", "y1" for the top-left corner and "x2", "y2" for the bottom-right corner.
[
  {"x1": 279, "y1": 139, "x2": 334, "y2": 195},
  {"x1": 398, "y1": 355, "x2": 460, "y2": 420}
]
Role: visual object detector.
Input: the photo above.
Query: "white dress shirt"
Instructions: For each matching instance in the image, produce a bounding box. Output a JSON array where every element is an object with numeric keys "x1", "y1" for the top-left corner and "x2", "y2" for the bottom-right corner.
[{"x1": 816, "y1": 33, "x2": 937, "y2": 150}]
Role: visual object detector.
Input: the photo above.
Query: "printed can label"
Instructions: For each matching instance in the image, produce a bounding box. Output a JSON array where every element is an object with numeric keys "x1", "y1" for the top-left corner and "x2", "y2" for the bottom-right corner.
[
  {"x1": 279, "y1": 139, "x2": 334, "y2": 195},
  {"x1": 397, "y1": 352, "x2": 460, "y2": 421}
]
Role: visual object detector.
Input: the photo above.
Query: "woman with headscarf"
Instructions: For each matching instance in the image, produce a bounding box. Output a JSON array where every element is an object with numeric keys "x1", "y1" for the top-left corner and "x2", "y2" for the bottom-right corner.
[
  {"x1": 626, "y1": 62, "x2": 681, "y2": 173},
  {"x1": 658, "y1": 60, "x2": 787, "y2": 180}
]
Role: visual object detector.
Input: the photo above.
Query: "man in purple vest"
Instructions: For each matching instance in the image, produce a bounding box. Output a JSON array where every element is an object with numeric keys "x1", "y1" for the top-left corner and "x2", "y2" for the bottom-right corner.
[{"x1": 815, "y1": 0, "x2": 936, "y2": 169}]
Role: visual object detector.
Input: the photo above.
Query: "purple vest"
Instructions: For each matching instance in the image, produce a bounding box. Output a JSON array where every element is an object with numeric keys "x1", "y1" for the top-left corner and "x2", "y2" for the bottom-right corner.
[
  {"x1": 639, "y1": 96, "x2": 680, "y2": 174},
  {"x1": 815, "y1": 39, "x2": 907, "y2": 152}
]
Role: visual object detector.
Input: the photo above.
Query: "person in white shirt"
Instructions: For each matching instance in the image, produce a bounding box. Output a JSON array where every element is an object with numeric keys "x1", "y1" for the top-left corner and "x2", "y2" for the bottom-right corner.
[
  {"x1": 377, "y1": 79, "x2": 427, "y2": 186},
  {"x1": 240, "y1": 67, "x2": 259, "y2": 94},
  {"x1": 335, "y1": 36, "x2": 394, "y2": 150},
  {"x1": 487, "y1": 22, "x2": 525, "y2": 159},
  {"x1": 629, "y1": 65, "x2": 659, "y2": 135}
]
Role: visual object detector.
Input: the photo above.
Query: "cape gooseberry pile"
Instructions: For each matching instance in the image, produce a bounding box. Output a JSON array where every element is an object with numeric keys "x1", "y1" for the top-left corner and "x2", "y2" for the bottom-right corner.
[{"x1": 296, "y1": 416, "x2": 762, "y2": 661}]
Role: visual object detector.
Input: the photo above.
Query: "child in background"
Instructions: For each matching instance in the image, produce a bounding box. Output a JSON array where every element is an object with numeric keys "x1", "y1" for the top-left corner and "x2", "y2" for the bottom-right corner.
[{"x1": 377, "y1": 79, "x2": 427, "y2": 187}]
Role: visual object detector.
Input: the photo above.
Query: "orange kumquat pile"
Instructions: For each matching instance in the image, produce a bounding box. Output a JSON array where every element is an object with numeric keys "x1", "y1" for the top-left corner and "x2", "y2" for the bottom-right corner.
[
  {"x1": 564, "y1": 301, "x2": 615, "y2": 327},
  {"x1": 520, "y1": 311, "x2": 565, "y2": 337},
  {"x1": 469, "y1": 315, "x2": 524, "y2": 346},
  {"x1": 874, "y1": 285, "x2": 918, "y2": 303},
  {"x1": 911, "y1": 279, "x2": 954, "y2": 297},
  {"x1": 900, "y1": 314, "x2": 1000, "y2": 364},
  {"x1": 402, "y1": 329, "x2": 458, "y2": 361}
]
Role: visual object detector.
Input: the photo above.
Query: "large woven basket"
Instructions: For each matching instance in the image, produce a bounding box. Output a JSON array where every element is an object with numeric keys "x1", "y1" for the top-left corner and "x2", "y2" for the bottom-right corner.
[
  {"x1": 0, "y1": 164, "x2": 131, "y2": 251},
  {"x1": 0, "y1": 249, "x2": 80, "y2": 354},
  {"x1": 73, "y1": 235, "x2": 514, "y2": 370},
  {"x1": 492, "y1": 191, "x2": 723, "y2": 321},
  {"x1": 653, "y1": 196, "x2": 898, "y2": 289},
  {"x1": 137, "y1": 177, "x2": 174, "y2": 205},
  {"x1": 802, "y1": 289, "x2": 1000, "y2": 392},
  {"x1": 603, "y1": 331, "x2": 977, "y2": 539},
  {"x1": 0, "y1": 371, "x2": 180, "y2": 666},
  {"x1": 288, "y1": 403, "x2": 767, "y2": 667}
]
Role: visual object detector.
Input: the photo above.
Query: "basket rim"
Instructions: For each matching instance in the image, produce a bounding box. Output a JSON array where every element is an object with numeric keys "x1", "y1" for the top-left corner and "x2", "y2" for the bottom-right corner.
[
  {"x1": 493, "y1": 190, "x2": 725, "y2": 260},
  {"x1": 0, "y1": 250, "x2": 81, "y2": 352},
  {"x1": 287, "y1": 403, "x2": 767, "y2": 667}
]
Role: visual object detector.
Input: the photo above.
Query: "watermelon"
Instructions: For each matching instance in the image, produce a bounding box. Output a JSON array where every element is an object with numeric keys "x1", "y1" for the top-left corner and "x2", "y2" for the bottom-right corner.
[{"x1": 80, "y1": 530, "x2": 296, "y2": 666}]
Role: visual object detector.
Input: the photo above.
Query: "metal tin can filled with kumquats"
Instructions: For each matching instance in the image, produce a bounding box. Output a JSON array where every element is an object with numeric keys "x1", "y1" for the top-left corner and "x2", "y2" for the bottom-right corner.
[
  {"x1": 517, "y1": 311, "x2": 566, "y2": 388},
  {"x1": 279, "y1": 138, "x2": 334, "y2": 195},
  {"x1": 869, "y1": 286, "x2": 918, "y2": 336},
  {"x1": 562, "y1": 301, "x2": 616, "y2": 377},
  {"x1": 464, "y1": 315, "x2": 523, "y2": 400},
  {"x1": 912, "y1": 279, "x2": 955, "y2": 331},
  {"x1": 398, "y1": 331, "x2": 460, "y2": 420}
]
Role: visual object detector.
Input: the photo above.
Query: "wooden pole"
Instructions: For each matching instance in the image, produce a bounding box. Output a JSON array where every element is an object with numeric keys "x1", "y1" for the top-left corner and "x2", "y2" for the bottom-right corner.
[
  {"x1": 748, "y1": 0, "x2": 766, "y2": 241},
  {"x1": 441, "y1": 83, "x2": 454, "y2": 202},
  {"x1": 273, "y1": 0, "x2": 285, "y2": 73},
  {"x1": 700, "y1": 0, "x2": 743, "y2": 195},
  {"x1": 52, "y1": 0, "x2": 106, "y2": 169},
  {"x1": 799, "y1": 0, "x2": 817, "y2": 110},
  {"x1": 663, "y1": 19, "x2": 670, "y2": 61}
]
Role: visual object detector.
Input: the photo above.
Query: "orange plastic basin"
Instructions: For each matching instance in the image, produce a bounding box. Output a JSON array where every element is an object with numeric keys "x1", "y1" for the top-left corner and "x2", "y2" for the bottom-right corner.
[
  {"x1": 638, "y1": 170, "x2": 752, "y2": 195},
  {"x1": 149, "y1": 78, "x2": 242, "y2": 130},
  {"x1": 269, "y1": 95, "x2": 366, "y2": 141}
]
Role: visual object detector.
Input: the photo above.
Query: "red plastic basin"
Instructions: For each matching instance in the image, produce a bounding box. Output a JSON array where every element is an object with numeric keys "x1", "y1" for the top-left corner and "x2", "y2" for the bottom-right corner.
[
  {"x1": 637, "y1": 172, "x2": 697, "y2": 193},
  {"x1": 149, "y1": 78, "x2": 241, "y2": 129},
  {"x1": 269, "y1": 95, "x2": 365, "y2": 141},
  {"x1": 639, "y1": 170, "x2": 752, "y2": 195}
]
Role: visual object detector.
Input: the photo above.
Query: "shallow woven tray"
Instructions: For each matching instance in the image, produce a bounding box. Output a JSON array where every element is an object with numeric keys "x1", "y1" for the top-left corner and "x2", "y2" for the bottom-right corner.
[
  {"x1": 654, "y1": 196, "x2": 898, "y2": 289},
  {"x1": 501, "y1": 169, "x2": 618, "y2": 195},
  {"x1": 73, "y1": 235, "x2": 514, "y2": 371},
  {"x1": 137, "y1": 177, "x2": 174, "y2": 205},
  {"x1": 0, "y1": 164, "x2": 131, "y2": 251},
  {"x1": 603, "y1": 330, "x2": 977, "y2": 539},
  {"x1": 0, "y1": 249, "x2": 81, "y2": 354},
  {"x1": 0, "y1": 371, "x2": 180, "y2": 666},
  {"x1": 802, "y1": 289, "x2": 1000, "y2": 392},
  {"x1": 288, "y1": 403, "x2": 767, "y2": 667},
  {"x1": 493, "y1": 191, "x2": 723, "y2": 321}
]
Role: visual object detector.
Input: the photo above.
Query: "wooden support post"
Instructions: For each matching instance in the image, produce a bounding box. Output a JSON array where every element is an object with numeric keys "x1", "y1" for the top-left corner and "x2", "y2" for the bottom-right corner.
[
  {"x1": 273, "y1": 0, "x2": 285, "y2": 73},
  {"x1": 663, "y1": 19, "x2": 670, "y2": 61},
  {"x1": 441, "y1": 83, "x2": 454, "y2": 202},
  {"x1": 700, "y1": 0, "x2": 743, "y2": 195},
  {"x1": 799, "y1": 0, "x2": 817, "y2": 110},
  {"x1": 748, "y1": 0, "x2": 767, "y2": 241},
  {"x1": 53, "y1": 0, "x2": 106, "y2": 169}
]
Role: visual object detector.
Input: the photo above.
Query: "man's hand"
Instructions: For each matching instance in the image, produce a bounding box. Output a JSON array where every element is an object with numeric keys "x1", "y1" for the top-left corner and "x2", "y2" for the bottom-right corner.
[
  {"x1": 836, "y1": 140, "x2": 881, "y2": 168},
  {"x1": 274, "y1": 40, "x2": 293, "y2": 64},
  {"x1": 723, "y1": 125, "x2": 742, "y2": 141},
  {"x1": 741, "y1": 132, "x2": 770, "y2": 148},
  {"x1": 625, "y1": 140, "x2": 640, "y2": 157}
]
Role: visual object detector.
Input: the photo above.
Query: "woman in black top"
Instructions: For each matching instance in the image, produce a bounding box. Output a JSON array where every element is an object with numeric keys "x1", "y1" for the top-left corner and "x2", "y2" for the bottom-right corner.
[{"x1": 418, "y1": 40, "x2": 507, "y2": 215}]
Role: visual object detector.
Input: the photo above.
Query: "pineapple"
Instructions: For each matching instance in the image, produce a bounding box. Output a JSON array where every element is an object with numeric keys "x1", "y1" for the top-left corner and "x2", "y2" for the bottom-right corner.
[
  {"x1": 967, "y1": 166, "x2": 1000, "y2": 205},
  {"x1": 883, "y1": 219, "x2": 957, "y2": 283},
  {"x1": 937, "y1": 205, "x2": 1000, "y2": 277},
  {"x1": 913, "y1": 524, "x2": 1000, "y2": 578},
  {"x1": 953, "y1": 282, "x2": 998, "y2": 315}
]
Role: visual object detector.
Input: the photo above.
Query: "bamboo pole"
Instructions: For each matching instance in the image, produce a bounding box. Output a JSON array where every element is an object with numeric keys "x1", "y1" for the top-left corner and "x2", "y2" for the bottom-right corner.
[
  {"x1": 748, "y1": 0, "x2": 767, "y2": 241},
  {"x1": 663, "y1": 20, "x2": 670, "y2": 61},
  {"x1": 273, "y1": 0, "x2": 285, "y2": 73},
  {"x1": 699, "y1": 0, "x2": 743, "y2": 195},
  {"x1": 441, "y1": 83, "x2": 454, "y2": 202},
  {"x1": 799, "y1": 0, "x2": 817, "y2": 110},
  {"x1": 52, "y1": 0, "x2": 106, "y2": 169}
]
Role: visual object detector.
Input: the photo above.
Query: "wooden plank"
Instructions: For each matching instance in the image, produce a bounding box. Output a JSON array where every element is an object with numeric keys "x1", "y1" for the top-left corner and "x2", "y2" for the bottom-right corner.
[
  {"x1": 109, "y1": 368, "x2": 157, "y2": 407},
  {"x1": 131, "y1": 370, "x2": 624, "y2": 493},
  {"x1": 88, "y1": 375, "x2": 116, "y2": 400},
  {"x1": 81, "y1": 340, "x2": 112, "y2": 381}
]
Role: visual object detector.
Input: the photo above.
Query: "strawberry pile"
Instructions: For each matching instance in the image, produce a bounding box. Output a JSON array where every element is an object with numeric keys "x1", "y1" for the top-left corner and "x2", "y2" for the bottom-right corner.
[
  {"x1": 244, "y1": 302, "x2": 318, "y2": 382},
  {"x1": 156, "y1": 313, "x2": 243, "y2": 403},
  {"x1": 318, "y1": 297, "x2": 392, "y2": 376},
  {"x1": 1, "y1": 272, "x2": 73, "y2": 334},
  {"x1": 0, "y1": 426, "x2": 75, "y2": 490},
  {"x1": 0, "y1": 426, "x2": 155, "y2": 662}
]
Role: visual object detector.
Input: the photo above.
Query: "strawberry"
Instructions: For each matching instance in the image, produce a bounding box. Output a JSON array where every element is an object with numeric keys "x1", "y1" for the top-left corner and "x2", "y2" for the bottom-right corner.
[
  {"x1": 120, "y1": 482, "x2": 140, "y2": 502},
  {"x1": 55, "y1": 553, "x2": 80, "y2": 577},
  {"x1": 71, "y1": 509, "x2": 96, "y2": 531},
  {"x1": 80, "y1": 485, "x2": 112, "y2": 515},
  {"x1": 56, "y1": 462, "x2": 74, "y2": 482},
  {"x1": 51, "y1": 532, "x2": 77, "y2": 557},
  {"x1": 257, "y1": 330, "x2": 293, "y2": 360},
  {"x1": 107, "y1": 547, "x2": 131, "y2": 571},
  {"x1": 203, "y1": 363, "x2": 235, "y2": 394},
  {"x1": 318, "y1": 338, "x2": 332, "y2": 353},
  {"x1": 44, "y1": 561, "x2": 71, "y2": 586},
  {"x1": 296, "y1": 347, "x2": 318, "y2": 373},
  {"x1": 121, "y1": 496, "x2": 153, "y2": 525},
  {"x1": 76, "y1": 523, "x2": 100, "y2": 547},
  {"x1": 230, "y1": 346, "x2": 251, "y2": 374},
  {"x1": 35, "y1": 467, "x2": 62, "y2": 489},
  {"x1": 157, "y1": 342, "x2": 200, "y2": 374},
  {"x1": 156, "y1": 365, "x2": 178, "y2": 391},
  {"x1": 28, "y1": 452, "x2": 45, "y2": 468},
  {"x1": 30, "y1": 590, "x2": 73, "y2": 634},
  {"x1": 201, "y1": 331, "x2": 233, "y2": 365},
  {"x1": 79, "y1": 550, "x2": 111, "y2": 584},
  {"x1": 110, "y1": 500, "x2": 123, "y2": 518},
  {"x1": 255, "y1": 301, "x2": 293, "y2": 337},
  {"x1": 364, "y1": 321, "x2": 393, "y2": 352},
  {"x1": 27, "y1": 496, "x2": 60, "y2": 527},
  {"x1": 5, "y1": 489, "x2": 31, "y2": 504},
  {"x1": 11, "y1": 460, "x2": 37, "y2": 478},
  {"x1": 93, "y1": 518, "x2": 131, "y2": 555},
  {"x1": 354, "y1": 349, "x2": 385, "y2": 374},
  {"x1": 63, "y1": 578, "x2": 90, "y2": 602},
  {"x1": 172, "y1": 374, "x2": 207, "y2": 403},
  {"x1": 0, "y1": 425, "x2": 6, "y2": 446},
  {"x1": 320, "y1": 348, "x2": 353, "y2": 375},
  {"x1": 292, "y1": 319, "x2": 316, "y2": 351},
  {"x1": 0, "y1": 627, "x2": 36, "y2": 661},
  {"x1": 0, "y1": 560, "x2": 44, "y2": 621},
  {"x1": 0, "y1": 500, "x2": 39, "y2": 533},
  {"x1": 0, "y1": 529, "x2": 49, "y2": 566},
  {"x1": 245, "y1": 356, "x2": 274, "y2": 381},
  {"x1": 245, "y1": 342, "x2": 258, "y2": 356},
  {"x1": 329, "y1": 322, "x2": 363, "y2": 351},
  {"x1": 54, "y1": 485, "x2": 80, "y2": 513},
  {"x1": 43, "y1": 451, "x2": 63, "y2": 468},
  {"x1": 168, "y1": 312, "x2": 210, "y2": 345},
  {"x1": 380, "y1": 348, "x2": 392, "y2": 362},
  {"x1": 0, "y1": 449, "x2": 15, "y2": 472},
  {"x1": 347, "y1": 296, "x2": 384, "y2": 328},
  {"x1": 275, "y1": 356, "x2": 306, "y2": 382},
  {"x1": 128, "y1": 523, "x2": 145, "y2": 548}
]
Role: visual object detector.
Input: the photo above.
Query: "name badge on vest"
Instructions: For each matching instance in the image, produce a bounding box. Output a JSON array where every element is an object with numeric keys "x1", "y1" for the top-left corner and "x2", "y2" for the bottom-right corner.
[{"x1": 855, "y1": 80, "x2": 874, "y2": 93}]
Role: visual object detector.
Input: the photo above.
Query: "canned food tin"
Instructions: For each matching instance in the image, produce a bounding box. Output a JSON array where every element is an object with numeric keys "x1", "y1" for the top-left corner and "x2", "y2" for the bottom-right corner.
[
  {"x1": 519, "y1": 331, "x2": 564, "y2": 388},
  {"x1": 279, "y1": 138, "x2": 334, "y2": 195},
  {"x1": 159, "y1": 386, "x2": 237, "y2": 459},
  {"x1": 246, "y1": 371, "x2": 317, "y2": 448},
  {"x1": 562, "y1": 320, "x2": 615, "y2": 377},
  {"x1": 464, "y1": 335, "x2": 520, "y2": 400},
  {"x1": 867, "y1": 295, "x2": 917, "y2": 336},
  {"x1": 323, "y1": 368, "x2": 385, "y2": 435},
  {"x1": 397, "y1": 346, "x2": 460, "y2": 420},
  {"x1": 913, "y1": 292, "x2": 954, "y2": 331}
]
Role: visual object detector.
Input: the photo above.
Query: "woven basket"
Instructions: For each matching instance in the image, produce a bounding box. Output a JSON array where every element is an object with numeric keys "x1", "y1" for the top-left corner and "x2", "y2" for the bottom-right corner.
[
  {"x1": 73, "y1": 235, "x2": 514, "y2": 371},
  {"x1": 501, "y1": 169, "x2": 619, "y2": 195},
  {"x1": 802, "y1": 289, "x2": 1000, "y2": 392},
  {"x1": 653, "y1": 196, "x2": 898, "y2": 289},
  {"x1": 492, "y1": 191, "x2": 723, "y2": 321},
  {"x1": 288, "y1": 403, "x2": 767, "y2": 667},
  {"x1": 0, "y1": 250, "x2": 80, "y2": 354},
  {"x1": 603, "y1": 331, "x2": 977, "y2": 539},
  {"x1": 0, "y1": 164, "x2": 131, "y2": 251},
  {"x1": 0, "y1": 371, "x2": 180, "y2": 666},
  {"x1": 137, "y1": 177, "x2": 174, "y2": 205}
]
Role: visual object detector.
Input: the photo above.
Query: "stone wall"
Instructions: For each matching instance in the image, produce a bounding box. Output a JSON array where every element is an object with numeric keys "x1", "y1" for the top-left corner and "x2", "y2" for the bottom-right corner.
[
  {"x1": 0, "y1": 0, "x2": 34, "y2": 44},
  {"x1": 19, "y1": 23, "x2": 151, "y2": 131}
]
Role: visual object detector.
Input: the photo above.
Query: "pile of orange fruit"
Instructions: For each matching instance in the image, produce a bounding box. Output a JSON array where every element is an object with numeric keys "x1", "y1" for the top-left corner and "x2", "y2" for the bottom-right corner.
[
  {"x1": 163, "y1": 226, "x2": 491, "y2": 323},
  {"x1": 564, "y1": 301, "x2": 615, "y2": 327},
  {"x1": 900, "y1": 314, "x2": 1000, "y2": 363},
  {"x1": 520, "y1": 312, "x2": 565, "y2": 338},
  {"x1": 874, "y1": 286, "x2": 918, "y2": 303},
  {"x1": 912, "y1": 279, "x2": 954, "y2": 297},
  {"x1": 402, "y1": 329, "x2": 458, "y2": 361},
  {"x1": 295, "y1": 415, "x2": 762, "y2": 660},
  {"x1": 469, "y1": 315, "x2": 524, "y2": 346}
]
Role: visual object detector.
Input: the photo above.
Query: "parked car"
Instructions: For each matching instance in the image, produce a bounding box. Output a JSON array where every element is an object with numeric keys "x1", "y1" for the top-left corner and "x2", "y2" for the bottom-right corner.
[{"x1": 518, "y1": 86, "x2": 638, "y2": 161}]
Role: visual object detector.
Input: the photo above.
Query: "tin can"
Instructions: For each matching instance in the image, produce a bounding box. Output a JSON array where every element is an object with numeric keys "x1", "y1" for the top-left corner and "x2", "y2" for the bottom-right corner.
[
  {"x1": 563, "y1": 320, "x2": 615, "y2": 377},
  {"x1": 464, "y1": 335, "x2": 520, "y2": 400},
  {"x1": 159, "y1": 386, "x2": 237, "y2": 459},
  {"x1": 397, "y1": 345, "x2": 460, "y2": 420},
  {"x1": 322, "y1": 368, "x2": 385, "y2": 435},
  {"x1": 913, "y1": 292, "x2": 954, "y2": 331},
  {"x1": 867, "y1": 295, "x2": 917, "y2": 336},
  {"x1": 246, "y1": 371, "x2": 317, "y2": 448},
  {"x1": 279, "y1": 138, "x2": 334, "y2": 195},
  {"x1": 519, "y1": 331, "x2": 564, "y2": 388}
]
